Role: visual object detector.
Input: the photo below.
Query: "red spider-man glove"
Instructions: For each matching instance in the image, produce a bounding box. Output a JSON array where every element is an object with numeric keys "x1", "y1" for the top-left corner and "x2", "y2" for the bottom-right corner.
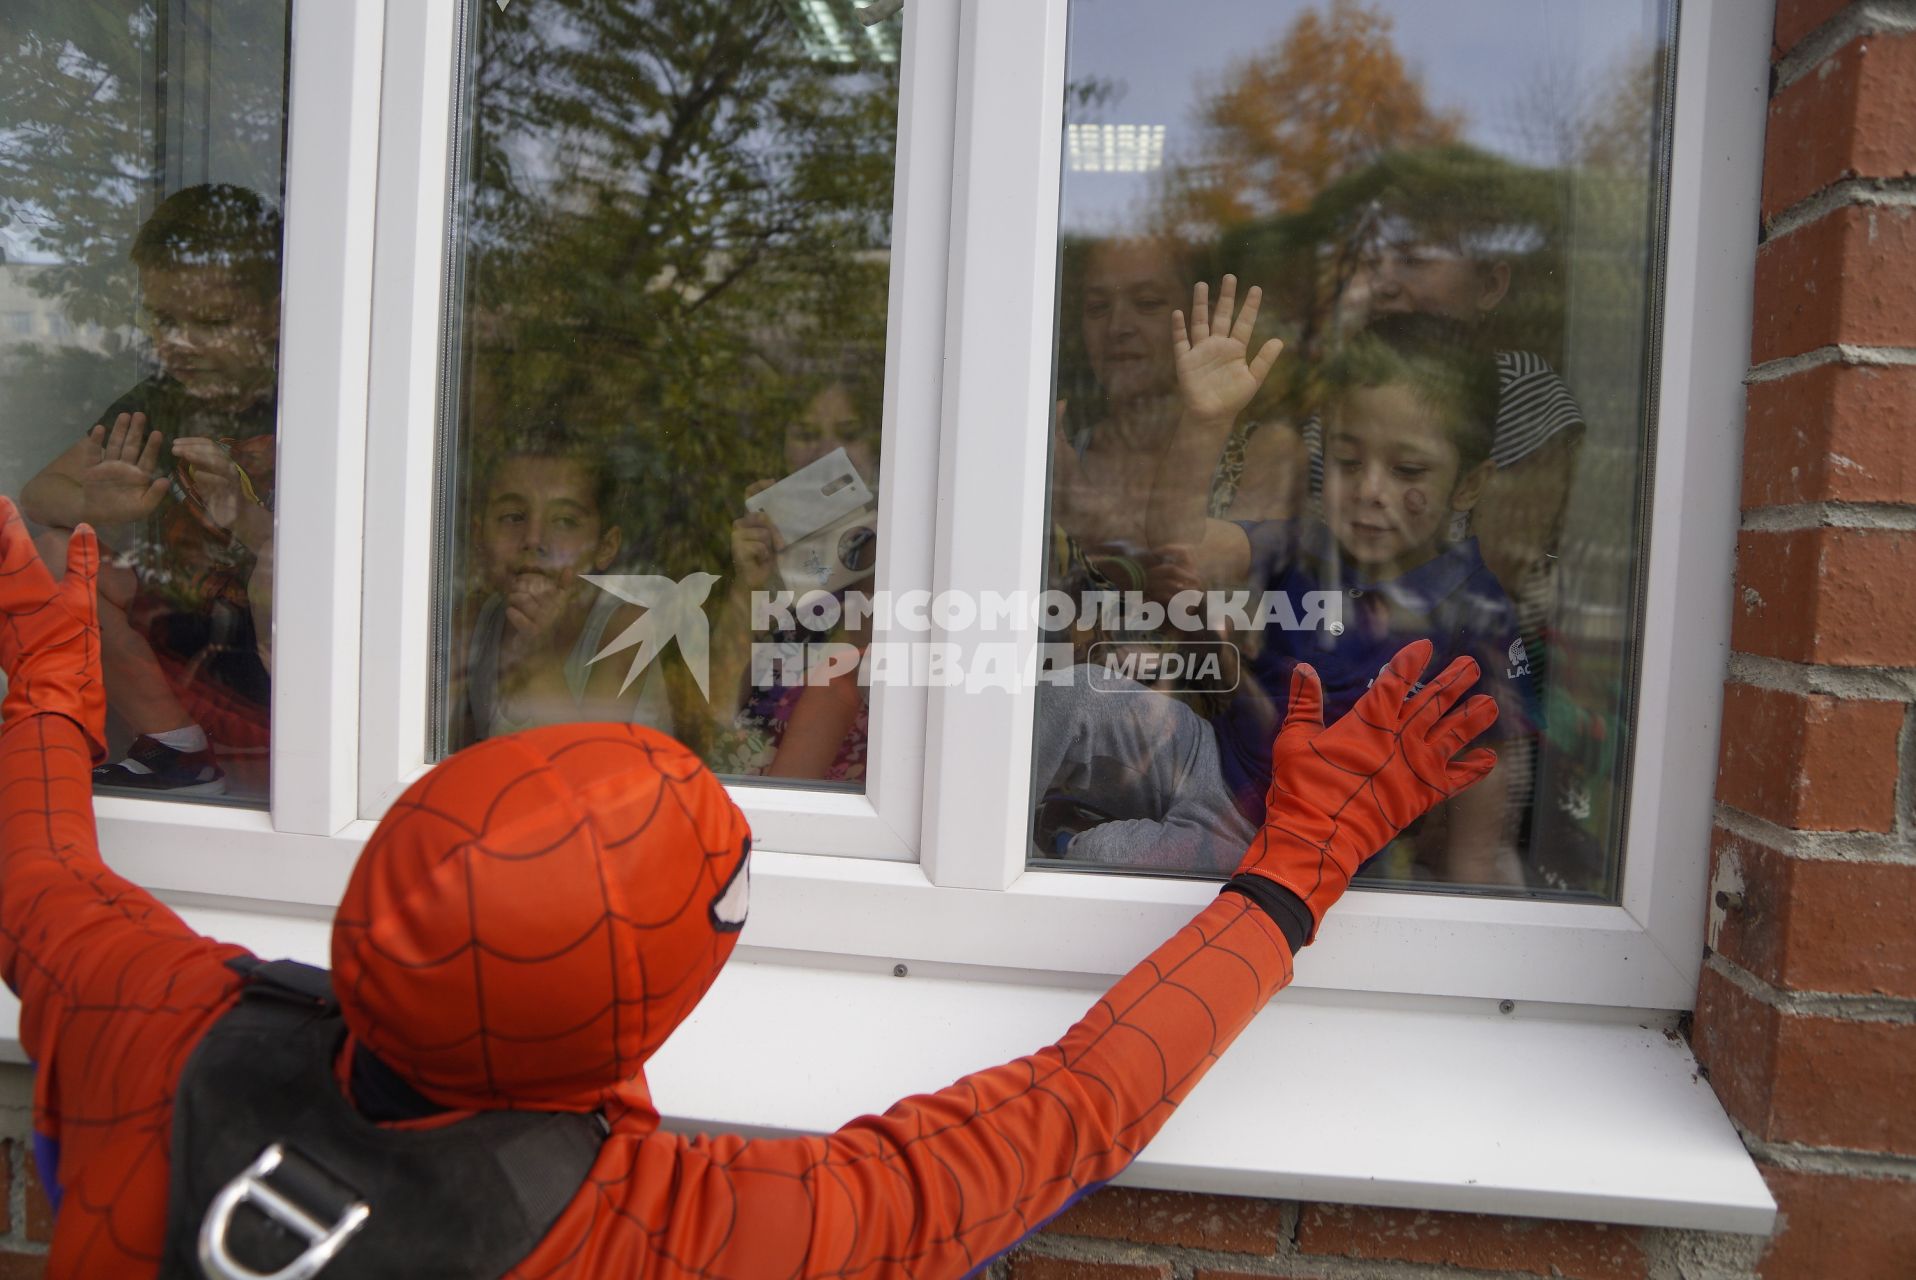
[
  {"x1": 1232, "y1": 639, "x2": 1499, "y2": 942},
  {"x1": 0, "y1": 497, "x2": 107, "y2": 761}
]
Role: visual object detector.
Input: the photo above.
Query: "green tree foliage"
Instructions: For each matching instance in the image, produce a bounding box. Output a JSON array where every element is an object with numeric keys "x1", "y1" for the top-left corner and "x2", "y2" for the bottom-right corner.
[
  {"x1": 450, "y1": 0, "x2": 901, "y2": 581},
  {"x1": 1, "y1": 1, "x2": 286, "y2": 321},
  {"x1": 1220, "y1": 143, "x2": 1569, "y2": 395}
]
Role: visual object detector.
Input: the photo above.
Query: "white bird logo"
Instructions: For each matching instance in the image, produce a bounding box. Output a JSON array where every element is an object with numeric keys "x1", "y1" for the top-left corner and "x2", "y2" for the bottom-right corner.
[{"x1": 582, "y1": 572, "x2": 722, "y2": 700}]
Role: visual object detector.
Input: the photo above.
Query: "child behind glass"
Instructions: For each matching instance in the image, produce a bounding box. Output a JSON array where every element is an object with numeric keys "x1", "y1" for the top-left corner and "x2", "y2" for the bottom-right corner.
[{"x1": 463, "y1": 436, "x2": 675, "y2": 741}]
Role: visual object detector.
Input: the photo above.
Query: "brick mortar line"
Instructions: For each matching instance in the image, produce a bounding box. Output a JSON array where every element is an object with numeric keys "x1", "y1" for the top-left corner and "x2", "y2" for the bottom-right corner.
[
  {"x1": 1023, "y1": 1222, "x2": 1308, "y2": 1272},
  {"x1": 1705, "y1": 952, "x2": 1916, "y2": 1023},
  {"x1": 1774, "y1": 0, "x2": 1916, "y2": 92},
  {"x1": 1713, "y1": 804, "x2": 1916, "y2": 864},
  {"x1": 1012, "y1": 1230, "x2": 1554, "y2": 1280},
  {"x1": 1764, "y1": 179, "x2": 1916, "y2": 243},
  {"x1": 1739, "y1": 501, "x2": 1916, "y2": 532},
  {"x1": 1745, "y1": 343, "x2": 1916, "y2": 382},
  {"x1": 1726, "y1": 652, "x2": 1916, "y2": 701},
  {"x1": 1734, "y1": 1119, "x2": 1916, "y2": 1182}
]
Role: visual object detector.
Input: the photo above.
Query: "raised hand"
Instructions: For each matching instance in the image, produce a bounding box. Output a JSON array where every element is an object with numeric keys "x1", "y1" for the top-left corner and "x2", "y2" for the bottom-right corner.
[
  {"x1": 1172, "y1": 276, "x2": 1285, "y2": 424},
  {"x1": 0, "y1": 498, "x2": 107, "y2": 759},
  {"x1": 1236, "y1": 639, "x2": 1500, "y2": 938},
  {"x1": 79, "y1": 413, "x2": 171, "y2": 527}
]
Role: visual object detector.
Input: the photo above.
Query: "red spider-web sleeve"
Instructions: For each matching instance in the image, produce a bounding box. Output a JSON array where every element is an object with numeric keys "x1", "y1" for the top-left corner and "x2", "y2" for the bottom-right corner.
[
  {"x1": 0, "y1": 711, "x2": 247, "y2": 1275},
  {"x1": 515, "y1": 890, "x2": 1290, "y2": 1279}
]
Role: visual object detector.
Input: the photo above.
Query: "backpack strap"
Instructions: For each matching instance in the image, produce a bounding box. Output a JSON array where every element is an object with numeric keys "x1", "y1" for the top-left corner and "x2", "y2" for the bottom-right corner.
[
  {"x1": 224, "y1": 955, "x2": 335, "y2": 1007},
  {"x1": 161, "y1": 958, "x2": 605, "y2": 1280}
]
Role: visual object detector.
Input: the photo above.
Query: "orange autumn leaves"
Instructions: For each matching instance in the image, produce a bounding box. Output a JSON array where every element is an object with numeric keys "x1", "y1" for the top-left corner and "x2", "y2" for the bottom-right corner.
[{"x1": 1165, "y1": 0, "x2": 1461, "y2": 229}]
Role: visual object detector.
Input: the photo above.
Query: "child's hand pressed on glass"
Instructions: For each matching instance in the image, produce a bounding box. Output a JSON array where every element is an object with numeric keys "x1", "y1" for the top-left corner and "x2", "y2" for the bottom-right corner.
[
  {"x1": 79, "y1": 413, "x2": 171, "y2": 527},
  {"x1": 1172, "y1": 275, "x2": 1285, "y2": 424}
]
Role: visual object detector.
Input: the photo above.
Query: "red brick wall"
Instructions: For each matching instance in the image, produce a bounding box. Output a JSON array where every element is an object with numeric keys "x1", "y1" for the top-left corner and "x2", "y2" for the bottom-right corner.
[
  {"x1": 1697, "y1": 2, "x2": 1916, "y2": 1279},
  {"x1": 986, "y1": 1184, "x2": 1783, "y2": 1279},
  {"x1": 0, "y1": 1126, "x2": 52, "y2": 1277}
]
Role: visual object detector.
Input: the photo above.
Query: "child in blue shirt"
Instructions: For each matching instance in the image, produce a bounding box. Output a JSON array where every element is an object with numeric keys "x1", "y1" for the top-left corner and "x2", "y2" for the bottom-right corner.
[{"x1": 1034, "y1": 290, "x2": 1535, "y2": 885}]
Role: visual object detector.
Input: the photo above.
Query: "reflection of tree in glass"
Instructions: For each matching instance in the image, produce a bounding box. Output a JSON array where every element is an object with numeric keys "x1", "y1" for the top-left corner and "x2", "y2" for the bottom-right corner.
[
  {"x1": 1, "y1": 2, "x2": 287, "y2": 324},
  {"x1": 1157, "y1": 0, "x2": 1460, "y2": 237},
  {"x1": 1505, "y1": 38, "x2": 1668, "y2": 175},
  {"x1": 453, "y1": 0, "x2": 901, "y2": 588},
  {"x1": 1189, "y1": 144, "x2": 1563, "y2": 426},
  {"x1": 1064, "y1": 74, "x2": 1128, "y2": 122}
]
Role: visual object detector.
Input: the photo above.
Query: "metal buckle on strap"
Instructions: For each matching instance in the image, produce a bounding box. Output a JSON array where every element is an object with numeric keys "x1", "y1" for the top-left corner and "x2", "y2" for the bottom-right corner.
[{"x1": 198, "y1": 1145, "x2": 370, "y2": 1280}]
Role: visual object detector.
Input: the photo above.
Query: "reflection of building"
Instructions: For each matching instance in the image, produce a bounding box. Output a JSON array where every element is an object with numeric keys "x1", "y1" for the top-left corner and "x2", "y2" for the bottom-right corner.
[
  {"x1": 0, "y1": 265, "x2": 109, "y2": 355},
  {"x1": 1066, "y1": 124, "x2": 1168, "y2": 173},
  {"x1": 0, "y1": 262, "x2": 145, "y2": 499}
]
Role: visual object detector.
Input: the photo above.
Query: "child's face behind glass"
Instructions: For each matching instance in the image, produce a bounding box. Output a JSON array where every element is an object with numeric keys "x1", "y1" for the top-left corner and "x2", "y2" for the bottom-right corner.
[
  {"x1": 137, "y1": 264, "x2": 280, "y2": 407},
  {"x1": 482, "y1": 456, "x2": 622, "y2": 595},
  {"x1": 1323, "y1": 383, "x2": 1488, "y2": 578},
  {"x1": 1080, "y1": 240, "x2": 1182, "y2": 406},
  {"x1": 1359, "y1": 242, "x2": 1509, "y2": 325},
  {"x1": 785, "y1": 383, "x2": 877, "y2": 482}
]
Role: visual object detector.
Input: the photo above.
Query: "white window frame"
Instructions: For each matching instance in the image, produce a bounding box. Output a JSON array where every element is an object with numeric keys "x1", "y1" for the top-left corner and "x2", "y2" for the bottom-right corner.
[
  {"x1": 93, "y1": 0, "x2": 388, "y2": 905},
  {"x1": 98, "y1": 0, "x2": 1758, "y2": 1008},
  {"x1": 68, "y1": 0, "x2": 1777, "y2": 1232}
]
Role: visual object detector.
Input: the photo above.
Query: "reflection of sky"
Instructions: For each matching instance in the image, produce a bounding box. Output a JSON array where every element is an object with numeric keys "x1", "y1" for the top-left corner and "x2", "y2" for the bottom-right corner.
[
  {"x1": 0, "y1": 226, "x2": 56, "y2": 266},
  {"x1": 1063, "y1": 0, "x2": 1671, "y2": 234}
]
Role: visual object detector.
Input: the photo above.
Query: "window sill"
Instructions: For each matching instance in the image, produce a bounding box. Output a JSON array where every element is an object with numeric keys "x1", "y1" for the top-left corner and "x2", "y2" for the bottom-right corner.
[
  {"x1": 0, "y1": 901, "x2": 1774, "y2": 1236},
  {"x1": 652, "y1": 952, "x2": 1777, "y2": 1235}
]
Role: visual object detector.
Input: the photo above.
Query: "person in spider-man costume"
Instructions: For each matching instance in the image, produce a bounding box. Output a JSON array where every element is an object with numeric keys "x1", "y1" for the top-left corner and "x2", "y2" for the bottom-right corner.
[{"x1": 0, "y1": 496, "x2": 1498, "y2": 1279}]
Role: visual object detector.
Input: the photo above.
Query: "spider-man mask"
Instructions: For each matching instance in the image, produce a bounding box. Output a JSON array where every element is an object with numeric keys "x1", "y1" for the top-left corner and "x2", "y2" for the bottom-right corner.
[{"x1": 331, "y1": 725, "x2": 752, "y2": 1114}]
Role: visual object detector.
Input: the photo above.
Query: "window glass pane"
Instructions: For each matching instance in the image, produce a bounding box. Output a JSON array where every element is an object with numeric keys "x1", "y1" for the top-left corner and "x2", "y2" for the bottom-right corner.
[
  {"x1": 433, "y1": 0, "x2": 901, "y2": 791},
  {"x1": 2, "y1": 0, "x2": 291, "y2": 805},
  {"x1": 1029, "y1": 0, "x2": 1674, "y2": 899}
]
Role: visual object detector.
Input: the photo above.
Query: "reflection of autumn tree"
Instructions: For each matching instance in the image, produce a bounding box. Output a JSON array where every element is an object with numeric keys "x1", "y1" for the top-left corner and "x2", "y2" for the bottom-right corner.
[
  {"x1": 1578, "y1": 42, "x2": 1666, "y2": 176},
  {"x1": 1161, "y1": 0, "x2": 1460, "y2": 235},
  {"x1": 454, "y1": 0, "x2": 899, "y2": 582}
]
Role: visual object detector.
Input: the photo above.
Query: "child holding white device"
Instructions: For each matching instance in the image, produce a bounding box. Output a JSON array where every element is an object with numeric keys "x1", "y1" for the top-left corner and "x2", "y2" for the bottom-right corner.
[{"x1": 708, "y1": 378, "x2": 879, "y2": 781}]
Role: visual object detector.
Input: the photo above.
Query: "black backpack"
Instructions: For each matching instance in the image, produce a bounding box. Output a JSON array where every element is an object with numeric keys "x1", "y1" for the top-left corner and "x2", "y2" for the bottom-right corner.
[{"x1": 159, "y1": 958, "x2": 604, "y2": 1279}]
